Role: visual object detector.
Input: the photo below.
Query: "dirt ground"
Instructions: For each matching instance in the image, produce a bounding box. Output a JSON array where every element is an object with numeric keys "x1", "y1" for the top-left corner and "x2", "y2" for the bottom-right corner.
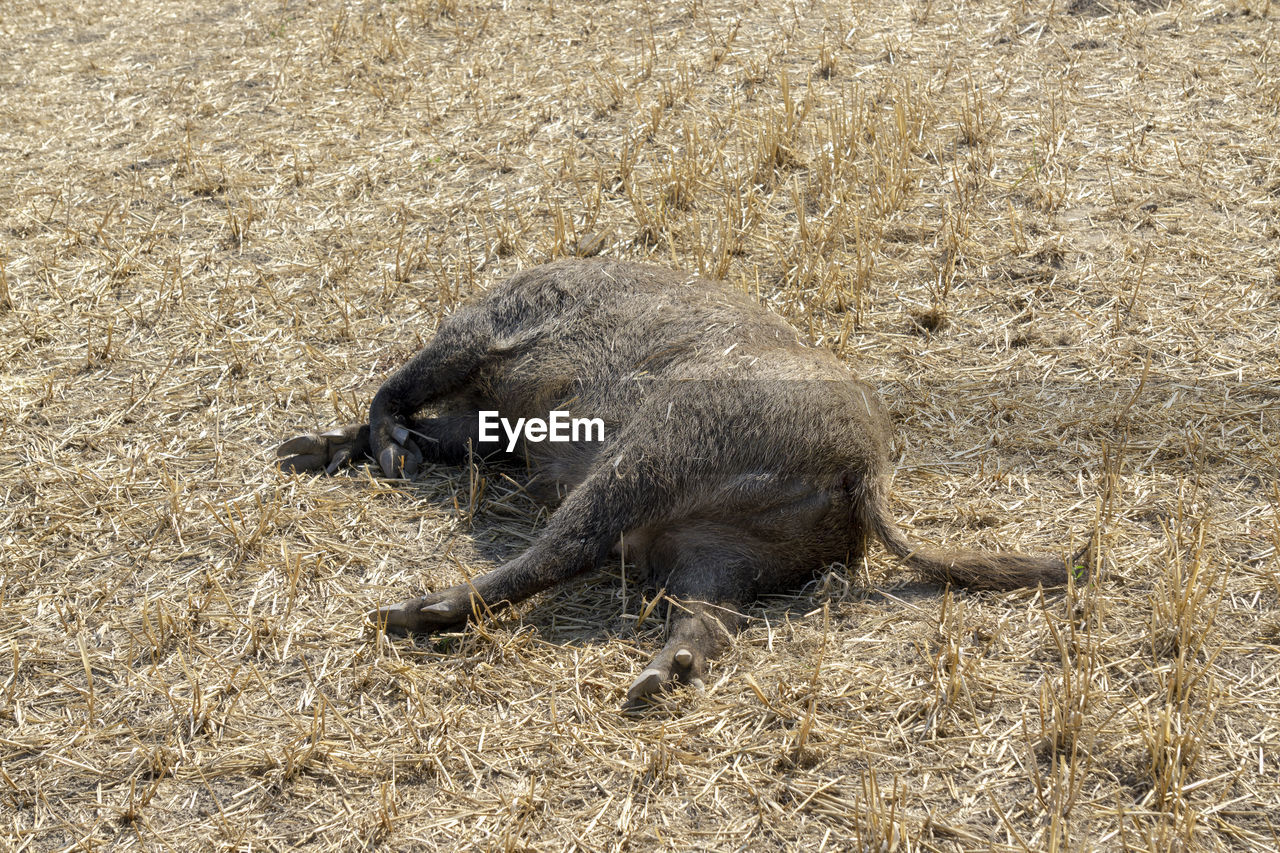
[{"x1": 2, "y1": 0, "x2": 1278, "y2": 849}]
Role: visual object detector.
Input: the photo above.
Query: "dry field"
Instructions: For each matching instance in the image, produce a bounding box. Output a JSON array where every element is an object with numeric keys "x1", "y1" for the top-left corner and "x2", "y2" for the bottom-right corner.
[{"x1": 2, "y1": 0, "x2": 1279, "y2": 849}]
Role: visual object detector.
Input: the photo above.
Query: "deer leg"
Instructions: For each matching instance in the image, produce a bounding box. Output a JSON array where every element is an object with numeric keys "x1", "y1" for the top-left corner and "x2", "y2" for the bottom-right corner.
[
  {"x1": 625, "y1": 537, "x2": 755, "y2": 706},
  {"x1": 368, "y1": 314, "x2": 494, "y2": 478},
  {"x1": 375, "y1": 453, "x2": 671, "y2": 632},
  {"x1": 276, "y1": 413, "x2": 509, "y2": 475}
]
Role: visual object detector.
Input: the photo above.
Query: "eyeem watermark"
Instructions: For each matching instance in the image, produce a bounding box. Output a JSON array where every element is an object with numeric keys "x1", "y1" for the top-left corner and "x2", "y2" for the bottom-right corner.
[{"x1": 478, "y1": 410, "x2": 605, "y2": 452}]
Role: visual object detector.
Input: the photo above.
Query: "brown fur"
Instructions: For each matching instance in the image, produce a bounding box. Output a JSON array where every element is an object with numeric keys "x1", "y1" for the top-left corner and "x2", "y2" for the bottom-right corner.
[{"x1": 277, "y1": 259, "x2": 1068, "y2": 704}]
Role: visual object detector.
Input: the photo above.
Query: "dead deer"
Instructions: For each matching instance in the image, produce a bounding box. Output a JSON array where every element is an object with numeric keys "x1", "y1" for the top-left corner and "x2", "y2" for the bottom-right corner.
[{"x1": 277, "y1": 259, "x2": 1068, "y2": 704}]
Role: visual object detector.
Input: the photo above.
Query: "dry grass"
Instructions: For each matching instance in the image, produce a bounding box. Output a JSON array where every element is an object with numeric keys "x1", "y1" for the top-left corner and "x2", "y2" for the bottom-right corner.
[{"x1": 2, "y1": 0, "x2": 1279, "y2": 849}]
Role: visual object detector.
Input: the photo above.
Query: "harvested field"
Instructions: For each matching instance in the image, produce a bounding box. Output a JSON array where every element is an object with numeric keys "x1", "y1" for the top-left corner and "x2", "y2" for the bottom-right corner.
[{"x1": 2, "y1": 0, "x2": 1279, "y2": 849}]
